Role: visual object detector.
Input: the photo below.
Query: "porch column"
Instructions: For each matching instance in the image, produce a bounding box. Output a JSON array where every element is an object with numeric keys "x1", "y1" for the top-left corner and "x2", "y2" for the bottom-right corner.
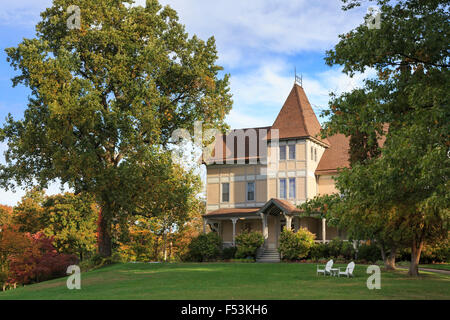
[
  {"x1": 203, "y1": 218, "x2": 208, "y2": 234},
  {"x1": 322, "y1": 218, "x2": 326, "y2": 243},
  {"x1": 231, "y1": 218, "x2": 238, "y2": 246},
  {"x1": 260, "y1": 213, "x2": 268, "y2": 246},
  {"x1": 285, "y1": 215, "x2": 293, "y2": 231}
]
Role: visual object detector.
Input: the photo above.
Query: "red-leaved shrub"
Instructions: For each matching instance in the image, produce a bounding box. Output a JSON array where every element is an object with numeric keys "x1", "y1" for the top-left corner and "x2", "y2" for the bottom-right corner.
[{"x1": 7, "y1": 232, "x2": 78, "y2": 285}]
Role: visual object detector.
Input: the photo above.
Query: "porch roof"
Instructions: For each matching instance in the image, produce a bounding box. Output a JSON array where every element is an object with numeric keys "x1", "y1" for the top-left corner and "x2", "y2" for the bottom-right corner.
[
  {"x1": 203, "y1": 207, "x2": 261, "y2": 219},
  {"x1": 259, "y1": 198, "x2": 302, "y2": 216},
  {"x1": 203, "y1": 198, "x2": 303, "y2": 220}
]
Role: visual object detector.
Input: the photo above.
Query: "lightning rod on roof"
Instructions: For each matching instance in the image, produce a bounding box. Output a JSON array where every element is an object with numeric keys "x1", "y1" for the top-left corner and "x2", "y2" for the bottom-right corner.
[{"x1": 295, "y1": 67, "x2": 303, "y2": 87}]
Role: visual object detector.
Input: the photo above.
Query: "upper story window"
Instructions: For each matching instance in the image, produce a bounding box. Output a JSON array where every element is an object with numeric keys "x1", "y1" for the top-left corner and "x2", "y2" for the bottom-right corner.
[
  {"x1": 279, "y1": 179, "x2": 287, "y2": 199},
  {"x1": 311, "y1": 146, "x2": 314, "y2": 160},
  {"x1": 247, "y1": 182, "x2": 255, "y2": 201},
  {"x1": 288, "y1": 145, "x2": 296, "y2": 160},
  {"x1": 314, "y1": 148, "x2": 317, "y2": 162},
  {"x1": 289, "y1": 178, "x2": 296, "y2": 199},
  {"x1": 279, "y1": 145, "x2": 286, "y2": 160},
  {"x1": 222, "y1": 183, "x2": 229, "y2": 202}
]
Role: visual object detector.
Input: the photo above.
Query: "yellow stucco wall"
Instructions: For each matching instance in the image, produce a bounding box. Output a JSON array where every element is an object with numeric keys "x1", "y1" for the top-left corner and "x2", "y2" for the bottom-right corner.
[
  {"x1": 207, "y1": 183, "x2": 219, "y2": 205},
  {"x1": 318, "y1": 175, "x2": 339, "y2": 195},
  {"x1": 206, "y1": 139, "x2": 339, "y2": 210}
]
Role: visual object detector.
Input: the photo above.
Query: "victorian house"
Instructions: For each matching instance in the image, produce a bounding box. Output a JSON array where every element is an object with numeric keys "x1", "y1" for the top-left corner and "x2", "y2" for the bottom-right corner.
[{"x1": 202, "y1": 83, "x2": 350, "y2": 261}]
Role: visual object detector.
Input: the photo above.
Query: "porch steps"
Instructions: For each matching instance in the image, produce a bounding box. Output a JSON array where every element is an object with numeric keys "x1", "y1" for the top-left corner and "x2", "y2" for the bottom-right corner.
[{"x1": 256, "y1": 248, "x2": 280, "y2": 263}]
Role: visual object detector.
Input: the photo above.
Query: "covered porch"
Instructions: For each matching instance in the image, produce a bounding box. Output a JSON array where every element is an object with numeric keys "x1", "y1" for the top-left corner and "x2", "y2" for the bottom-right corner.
[{"x1": 203, "y1": 199, "x2": 343, "y2": 249}]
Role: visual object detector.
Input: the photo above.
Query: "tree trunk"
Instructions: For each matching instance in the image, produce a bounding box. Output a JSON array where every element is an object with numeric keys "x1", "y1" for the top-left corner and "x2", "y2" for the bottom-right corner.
[
  {"x1": 162, "y1": 231, "x2": 167, "y2": 262},
  {"x1": 385, "y1": 246, "x2": 397, "y2": 270},
  {"x1": 380, "y1": 245, "x2": 386, "y2": 262},
  {"x1": 153, "y1": 237, "x2": 159, "y2": 261},
  {"x1": 409, "y1": 238, "x2": 423, "y2": 277},
  {"x1": 97, "y1": 208, "x2": 112, "y2": 257}
]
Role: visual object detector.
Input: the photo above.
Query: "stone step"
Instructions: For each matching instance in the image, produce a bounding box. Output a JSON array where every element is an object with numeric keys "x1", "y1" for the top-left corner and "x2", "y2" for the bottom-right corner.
[{"x1": 256, "y1": 249, "x2": 281, "y2": 263}]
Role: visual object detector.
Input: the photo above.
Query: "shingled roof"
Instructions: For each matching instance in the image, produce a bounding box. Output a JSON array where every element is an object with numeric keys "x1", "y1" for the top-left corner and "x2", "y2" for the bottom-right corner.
[
  {"x1": 206, "y1": 126, "x2": 271, "y2": 164},
  {"x1": 315, "y1": 133, "x2": 351, "y2": 175},
  {"x1": 315, "y1": 124, "x2": 389, "y2": 175},
  {"x1": 203, "y1": 207, "x2": 261, "y2": 218},
  {"x1": 203, "y1": 84, "x2": 330, "y2": 164},
  {"x1": 272, "y1": 84, "x2": 329, "y2": 146}
]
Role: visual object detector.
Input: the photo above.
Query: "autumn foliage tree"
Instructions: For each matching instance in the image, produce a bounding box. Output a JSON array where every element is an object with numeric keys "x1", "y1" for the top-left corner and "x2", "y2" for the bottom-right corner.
[
  {"x1": 7, "y1": 232, "x2": 77, "y2": 285},
  {"x1": 0, "y1": 225, "x2": 31, "y2": 286},
  {"x1": 0, "y1": 204, "x2": 13, "y2": 227}
]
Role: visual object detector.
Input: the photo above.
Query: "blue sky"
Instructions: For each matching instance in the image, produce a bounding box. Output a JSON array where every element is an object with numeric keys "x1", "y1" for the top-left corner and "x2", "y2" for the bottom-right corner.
[{"x1": 0, "y1": 0, "x2": 375, "y2": 205}]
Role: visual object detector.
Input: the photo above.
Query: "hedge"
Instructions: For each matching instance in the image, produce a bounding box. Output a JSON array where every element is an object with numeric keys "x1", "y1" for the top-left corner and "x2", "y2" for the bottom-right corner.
[{"x1": 278, "y1": 228, "x2": 315, "y2": 261}]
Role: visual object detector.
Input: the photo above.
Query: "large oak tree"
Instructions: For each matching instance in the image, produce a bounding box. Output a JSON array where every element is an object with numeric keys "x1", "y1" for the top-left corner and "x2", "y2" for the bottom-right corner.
[{"x1": 0, "y1": 0, "x2": 232, "y2": 257}]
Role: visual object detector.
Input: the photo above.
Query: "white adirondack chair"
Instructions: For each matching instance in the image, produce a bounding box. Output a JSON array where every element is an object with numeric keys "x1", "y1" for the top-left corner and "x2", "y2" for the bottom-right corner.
[
  {"x1": 338, "y1": 262, "x2": 355, "y2": 278},
  {"x1": 317, "y1": 259, "x2": 334, "y2": 276}
]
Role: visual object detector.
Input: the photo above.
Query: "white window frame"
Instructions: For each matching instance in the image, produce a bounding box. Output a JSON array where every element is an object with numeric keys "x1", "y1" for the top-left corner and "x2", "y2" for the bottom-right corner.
[
  {"x1": 221, "y1": 182, "x2": 230, "y2": 203},
  {"x1": 279, "y1": 145, "x2": 287, "y2": 160},
  {"x1": 246, "y1": 181, "x2": 255, "y2": 202},
  {"x1": 279, "y1": 178, "x2": 287, "y2": 199},
  {"x1": 288, "y1": 144, "x2": 296, "y2": 160},
  {"x1": 289, "y1": 178, "x2": 296, "y2": 199}
]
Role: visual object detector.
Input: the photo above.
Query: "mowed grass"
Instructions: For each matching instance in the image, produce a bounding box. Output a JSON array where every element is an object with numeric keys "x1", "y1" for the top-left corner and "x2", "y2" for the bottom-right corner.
[
  {"x1": 0, "y1": 263, "x2": 449, "y2": 300},
  {"x1": 420, "y1": 264, "x2": 450, "y2": 271}
]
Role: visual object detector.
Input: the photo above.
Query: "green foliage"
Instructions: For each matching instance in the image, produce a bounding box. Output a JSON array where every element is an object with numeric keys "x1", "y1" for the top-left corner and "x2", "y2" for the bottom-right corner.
[
  {"x1": 0, "y1": 204, "x2": 13, "y2": 227},
  {"x1": 400, "y1": 240, "x2": 450, "y2": 264},
  {"x1": 309, "y1": 240, "x2": 355, "y2": 262},
  {"x1": 278, "y1": 228, "x2": 315, "y2": 261},
  {"x1": 356, "y1": 243, "x2": 382, "y2": 263},
  {"x1": 340, "y1": 241, "x2": 356, "y2": 261},
  {"x1": 310, "y1": 243, "x2": 329, "y2": 261},
  {"x1": 222, "y1": 247, "x2": 237, "y2": 260},
  {"x1": 309, "y1": 0, "x2": 450, "y2": 275},
  {"x1": 79, "y1": 252, "x2": 124, "y2": 272},
  {"x1": 327, "y1": 238, "x2": 343, "y2": 258},
  {"x1": 0, "y1": 0, "x2": 232, "y2": 257},
  {"x1": 116, "y1": 217, "x2": 156, "y2": 262},
  {"x1": 235, "y1": 231, "x2": 264, "y2": 259},
  {"x1": 41, "y1": 192, "x2": 98, "y2": 260},
  {"x1": 430, "y1": 242, "x2": 450, "y2": 263},
  {"x1": 187, "y1": 233, "x2": 222, "y2": 262},
  {"x1": 12, "y1": 188, "x2": 46, "y2": 233}
]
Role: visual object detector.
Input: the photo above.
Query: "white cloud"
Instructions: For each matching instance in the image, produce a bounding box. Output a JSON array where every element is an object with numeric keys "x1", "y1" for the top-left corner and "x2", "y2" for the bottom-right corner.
[
  {"x1": 225, "y1": 61, "x2": 376, "y2": 128},
  {"x1": 153, "y1": 0, "x2": 368, "y2": 68},
  {"x1": 2, "y1": 1, "x2": 369, "y2": 66}
]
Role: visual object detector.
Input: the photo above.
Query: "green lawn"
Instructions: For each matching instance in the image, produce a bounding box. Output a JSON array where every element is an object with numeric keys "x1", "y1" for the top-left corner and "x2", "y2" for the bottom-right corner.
[
  {"x1": 420, "y1": 264, "x2": 450, "y2": 271},
  {"x1": 0, "y1": 263, "x2": 449, "y2": 300}
]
